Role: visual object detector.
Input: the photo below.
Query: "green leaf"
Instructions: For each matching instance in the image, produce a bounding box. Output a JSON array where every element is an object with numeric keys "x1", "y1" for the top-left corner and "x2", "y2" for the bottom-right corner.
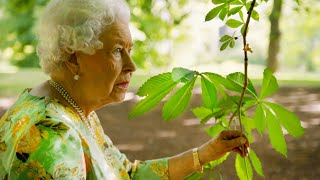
[
  {"x1": 243, "y1": 117, "x2": 255, "y2": 143},
  {"x1": 204, "y1": 72, "x2": 231, "y2": 96},
  {"x1": 239, "y1": 10, "x2": 244, "y2": 21},
  {"x1": 162, "y1": 78, "x2": 196, "y2": 121},
  {"x1": 191, "y1": 106, "x2": 212, "y2": 119},
  {"x1": 220, "y1": 40, "x2": 230, "y2": 51},
  {"x1": 171, "y1": 67, "x2": 195, "y2": 83},
  {"x1": 219, "y1": 7, "x2": 228, "y2": 20},
  {"x1": 212, "y1": 0, "x2": 225, "y2": 4},
  {"x1": 236, "y1": 155, "x2": 253, "y2": 180},
  {"x1": 251, "y1": 10, "x2": 259, "y2": 21},
  {"x1": 137, "y1": 72, "x2": 172, "y2": 96},
  {"x1": 129, "y1": 81, "x2": 178, "y2": 118},
  {"x1": 249, "y1": 149, "x2": 264, "y2": 176},
  {"x1": 265, "y1": 107, "x2": 287, "y2": 157},
  {"x1": 205, "y1": 123, "x2": 226, "y2": 137},
  {"x1": 208, "y1": 152, "x2": 230, "y2": 167},
  {"x1": 205, "y1": 4, "x2": 225, "y2": 21},
  {"x1": 201, "y1": 76, "x2": 218, "y2": 108},
  {"x1": 229, "y1": 39, "x2": 235, "y2": 48},
  {"x1": 246, "y1": 1, "x2": 258, "y2": 11},
  {"x1": 228, "y1": 6, "x2": 243, "y2": 16},
  {"x1": 226, "y1": 19, "x2": 244, "y2": 28},
  {"x1": 230, "y1": 0, "x2": 243, "y2": 5},
  {"x1": 253, "y1": 104, "x2": 266, "y2": 135},
  {"x1": 226, "y1": 72, "x2": 258, "y2": 99},
  {"x1": 260, "y1": 68, "x2": 279, "y2": 99},
  {"x1": 184, "y1": 172, "x2": 206, "y2": 180},
  {"x1": 219, "y1": 35, "x2": 232, "y2": 42},
  {"x1": 241, "y1": 24, "x2": 246, "y2": 36},
  {"x1": 265, "y1": 102, "x2": 304, "y2": 138}
]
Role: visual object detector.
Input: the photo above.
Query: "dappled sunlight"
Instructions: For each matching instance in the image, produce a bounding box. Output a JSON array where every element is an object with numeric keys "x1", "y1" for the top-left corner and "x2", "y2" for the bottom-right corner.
[
  {"x1": 182, "y1": 118, "x2": 200, "y2": 126},
  {"x1": 309, "y1": 118, "x2": 320, "y2": 126},
  {"x1": 116, "y1": 143, "x2": 144, "y2": 152},
  {"x1": 123, "y1": 92, "x2": 136, "y2": 101},
  {"x1": 155, "y1": 130, "x2": 176, "y2": 138},
  {"x1": 0, "y1": 97, "x2": 15, "y2": 109},
  {"x1": 299, "y1": 102, "x2": 320, "y2": 114}
]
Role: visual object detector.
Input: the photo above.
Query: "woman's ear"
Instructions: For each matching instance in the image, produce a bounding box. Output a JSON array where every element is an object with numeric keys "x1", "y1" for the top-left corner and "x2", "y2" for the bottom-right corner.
[{"x1": 65, "y1": 53, "x2": 80, "y2": 75}]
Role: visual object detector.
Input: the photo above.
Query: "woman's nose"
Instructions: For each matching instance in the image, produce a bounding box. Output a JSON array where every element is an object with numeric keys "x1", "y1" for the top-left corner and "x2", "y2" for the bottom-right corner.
[{"x1": 123, "y1": 52, "x2": 136, "y2": 73}]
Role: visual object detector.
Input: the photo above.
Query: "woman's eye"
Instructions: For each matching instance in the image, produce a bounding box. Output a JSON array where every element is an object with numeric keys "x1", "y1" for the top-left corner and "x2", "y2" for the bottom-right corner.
[{"x1": 113, "y1": 48, "x2": 122, "y2": 56}]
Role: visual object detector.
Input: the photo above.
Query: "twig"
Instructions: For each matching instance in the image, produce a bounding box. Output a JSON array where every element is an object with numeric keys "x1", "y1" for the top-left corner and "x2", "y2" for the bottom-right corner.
[
  {"x1": 228, "y1": 109, "x2": 238, "y2": 127},
  {"x1": 237, "y1": 1, "x2": 257, "y2": 180}
]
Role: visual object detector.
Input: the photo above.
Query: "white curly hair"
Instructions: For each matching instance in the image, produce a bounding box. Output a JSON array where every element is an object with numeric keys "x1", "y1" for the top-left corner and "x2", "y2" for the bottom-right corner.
[{"x1": 36, "y1": 0, "x2": 130, "y2": 74}]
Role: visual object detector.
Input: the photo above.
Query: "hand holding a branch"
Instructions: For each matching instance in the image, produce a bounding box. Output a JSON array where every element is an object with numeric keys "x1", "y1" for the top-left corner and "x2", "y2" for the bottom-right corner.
[{"x1": 199, "y1": 130, "x2": 250, "y2": 164}]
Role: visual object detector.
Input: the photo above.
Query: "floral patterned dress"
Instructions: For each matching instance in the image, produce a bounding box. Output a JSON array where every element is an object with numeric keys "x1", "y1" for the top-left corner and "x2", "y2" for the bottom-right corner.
[{"x1": 0, "y1": 89, "x2": 169, "y2": 179}]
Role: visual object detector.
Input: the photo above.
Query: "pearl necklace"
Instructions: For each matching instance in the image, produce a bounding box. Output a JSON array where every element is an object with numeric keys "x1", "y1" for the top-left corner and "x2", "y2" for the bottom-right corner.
[{"x1": 49, "y1": 80, "x2": 97, "y2": 139}]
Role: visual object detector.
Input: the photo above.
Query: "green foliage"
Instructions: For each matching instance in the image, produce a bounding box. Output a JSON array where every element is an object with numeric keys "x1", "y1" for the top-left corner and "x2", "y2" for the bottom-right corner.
[
  {"x1": 259, "y1": 68, "x2": 279, "y2": 99},
  {"x1": 130, "y1": 66, "x2": 305, "y2": 179},
  {"x1": 0, "y1": 0, "x2": 42, "y2": 67},
  {"x1": 236, "y1": 154, "x2": 253, "y2": 180},
  {"x1": 205, "y1": 123, "x2": 226, "y2": 137},
  {"x1": 226, "y1": 19, "x2": 244, "y2": 28},
  {"x1": 201, "y1": 75, "x2": 218, "y2": 109},
  {"x1": 253, "y1": 104, "x2": 266, "y2": 134},
  {"x1": 191, "y1": 107, "x2": 212, "y2": 120},
  {"x1": 129, "y1": 73, "x2": 178, "y2": 118},
  {"x1": 248, "y1": 149, "x2": 264, "y2": 176},
  {"x1": 265, "y1": 102, "x2": 304, "y2": 138},
  {"x1": 127, "y1": 0, "x2": 189, "y2": 68},
  {"x1": 207, "y1": 152, "x2": 230, "y2": 168},
  {"x1": 162, "y1": 78, "x2": 196, "y2": 121},
  {"x1": 226, "y1": 72, "x2": 258, "y2": 99},
  {"x1": 172, "y1": 68, "x2": 196, "y2": 83},
  {"x1": 265, "y1": 105, "x2": 288, "y2": 157},
  {"x1": 136, "y1": 72, "x2": 173, "y2": 96},
  {"x1": 0, "y1": 0, "x2": 189, "y2": 69},
  {"x1": 205, "y1": 0, "x2": 262, "y2": 51}
]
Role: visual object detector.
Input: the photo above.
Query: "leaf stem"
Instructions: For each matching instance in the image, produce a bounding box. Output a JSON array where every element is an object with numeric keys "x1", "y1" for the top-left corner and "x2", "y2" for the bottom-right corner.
[{"x1": 228, "y1": 109, "x2": 238, "y2": 127}]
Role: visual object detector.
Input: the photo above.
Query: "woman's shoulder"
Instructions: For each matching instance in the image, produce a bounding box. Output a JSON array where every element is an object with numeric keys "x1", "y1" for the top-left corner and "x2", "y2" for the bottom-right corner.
[
  {"x1": 0, "y1": 87, "x2": 78, "y2": 136},
  {"x1": 2, "y1": 88, "x2": 48, "y2": 124}
]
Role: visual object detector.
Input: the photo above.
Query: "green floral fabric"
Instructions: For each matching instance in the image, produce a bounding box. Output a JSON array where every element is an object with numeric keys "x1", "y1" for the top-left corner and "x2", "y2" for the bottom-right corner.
[{"x1": 0, "y1": 89, "x2": 169, "y2": 179}]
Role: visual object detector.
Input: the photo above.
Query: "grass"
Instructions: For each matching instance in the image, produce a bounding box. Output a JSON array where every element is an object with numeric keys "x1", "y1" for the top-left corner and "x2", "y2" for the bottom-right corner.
[
  {"x1": 0, "y1": 69, "x2": 149, "y2": 97},
  {"x1": 0, "y1": 68, "x2": 48, "y2": 97},
  {"x1": 1, "y1": 68, "x2": 320, "y2": 97}
]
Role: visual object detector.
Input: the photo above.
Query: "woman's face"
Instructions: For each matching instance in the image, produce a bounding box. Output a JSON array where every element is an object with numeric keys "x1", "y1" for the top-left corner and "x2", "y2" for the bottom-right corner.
[{"x1": 77, "y1": 19, "x2": 136, "y2": 106}]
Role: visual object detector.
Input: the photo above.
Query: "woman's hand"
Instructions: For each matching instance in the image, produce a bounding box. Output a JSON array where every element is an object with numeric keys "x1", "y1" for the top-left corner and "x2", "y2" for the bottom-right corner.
[{"x1": 199, "y1": 130, "x2": 250, "y2": 164}]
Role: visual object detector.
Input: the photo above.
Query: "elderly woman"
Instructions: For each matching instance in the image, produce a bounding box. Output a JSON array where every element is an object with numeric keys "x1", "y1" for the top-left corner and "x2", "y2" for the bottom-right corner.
[{"x1": 0, "y1": 0, "x2": 249, "y2": 179}]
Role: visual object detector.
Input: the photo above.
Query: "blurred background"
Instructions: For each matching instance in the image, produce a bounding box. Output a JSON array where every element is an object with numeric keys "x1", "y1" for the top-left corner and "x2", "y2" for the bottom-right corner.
[{"x1": 0, "y1": 0, "x2": 319, "y2": 179}]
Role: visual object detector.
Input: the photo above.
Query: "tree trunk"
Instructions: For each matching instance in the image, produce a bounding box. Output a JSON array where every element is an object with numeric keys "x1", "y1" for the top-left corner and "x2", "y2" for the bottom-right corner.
[{"x1": 267, "y1": 0, "x2": 283, "y2": 72}]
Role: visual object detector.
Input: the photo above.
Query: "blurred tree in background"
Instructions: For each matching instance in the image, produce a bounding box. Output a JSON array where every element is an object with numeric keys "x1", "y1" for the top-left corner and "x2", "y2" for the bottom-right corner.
[
  {"x1": 267, "y1": 0, "x2": 320, "y2": 72},
  {"x1": 281, "y1": 0, "x2": 320, "y2": 72},
  {"x1": 0, "y1": 0, "x2": 189, "y2": 69},
  {"x1": 0, "y1": 0, "x2": 47, "y2": 67},
  {"x1": 267, "y1": 0, "x2": 283, "y2": 72}
]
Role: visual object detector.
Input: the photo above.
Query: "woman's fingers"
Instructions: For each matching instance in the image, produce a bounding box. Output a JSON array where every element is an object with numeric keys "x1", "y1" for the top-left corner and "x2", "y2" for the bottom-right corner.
[
  {"x1": 232, "y1": 146, "x2": 249, "y2": 157},
  {"x1": 218, "y1": 130, "x2": 250, "y2": 154},
  {"x1": 223, "y1": 136, "x2": 248, "y2": 150},
  {"x1": 220, "y1": 130, "x2": 243, "y2": 139}
]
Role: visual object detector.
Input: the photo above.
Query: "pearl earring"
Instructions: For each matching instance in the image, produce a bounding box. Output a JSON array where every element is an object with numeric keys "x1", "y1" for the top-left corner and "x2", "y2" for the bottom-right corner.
[{"x1": 74, "y1": 74, "x2": 80, "y2": 80}]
